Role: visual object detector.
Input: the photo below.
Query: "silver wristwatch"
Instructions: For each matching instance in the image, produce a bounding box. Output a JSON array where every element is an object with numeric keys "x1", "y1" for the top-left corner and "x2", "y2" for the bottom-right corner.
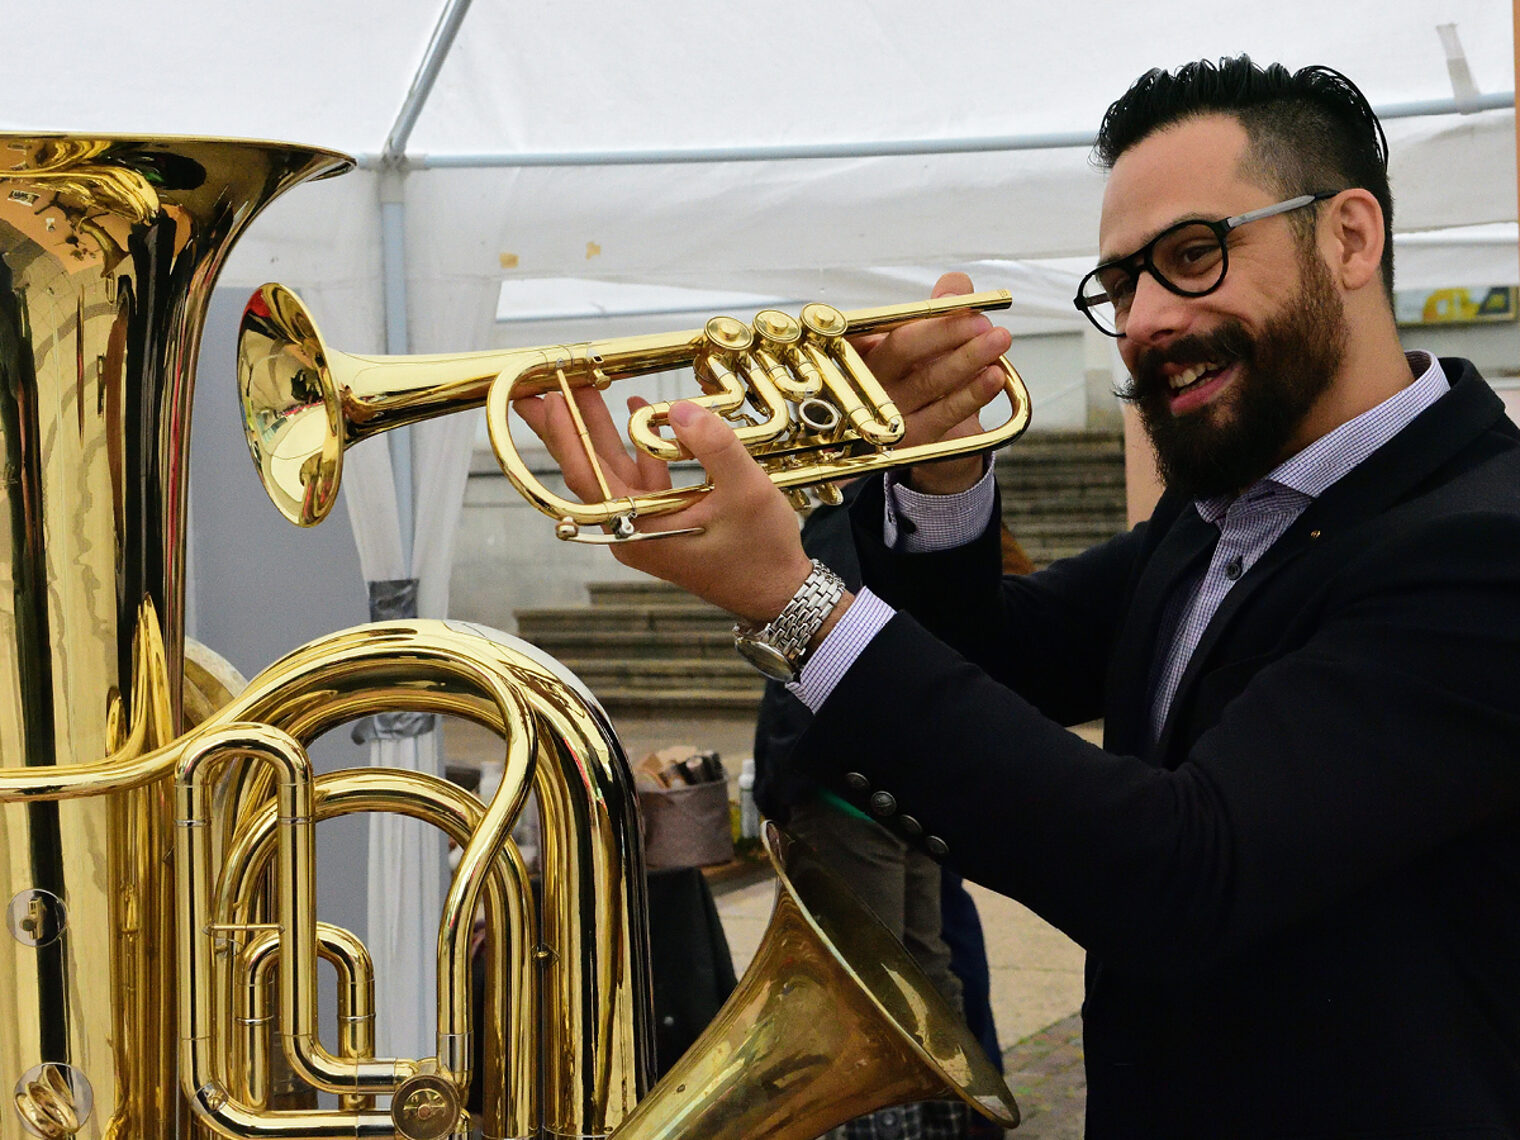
[{"x1": 732, "y1": 559, "x2": 846, "y2": 682}]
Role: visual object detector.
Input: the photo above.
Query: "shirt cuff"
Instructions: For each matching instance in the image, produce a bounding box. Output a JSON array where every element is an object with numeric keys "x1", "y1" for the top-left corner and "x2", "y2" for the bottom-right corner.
[
  {"x1": 786, "y1": 587, "x2": 894, "y2": 713},
  {"x1": 883, "y1": 457, "x2": 997, "y2": 551}
]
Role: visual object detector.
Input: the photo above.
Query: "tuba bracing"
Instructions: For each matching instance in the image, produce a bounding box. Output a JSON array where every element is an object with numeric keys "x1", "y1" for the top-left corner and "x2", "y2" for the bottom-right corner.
[{"x1": 0, "y1": 133, "x2": 1022, "y2": 1139}]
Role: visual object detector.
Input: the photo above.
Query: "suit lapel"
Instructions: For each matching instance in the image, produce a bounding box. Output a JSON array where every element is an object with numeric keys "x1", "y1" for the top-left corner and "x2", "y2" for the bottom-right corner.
[
  {"x1": 1150, "y1": 361, "x2": 1506, "y2": 759},
  {"x1": 1104, "y1": 502, "x2": 1218, "y2": 755}
]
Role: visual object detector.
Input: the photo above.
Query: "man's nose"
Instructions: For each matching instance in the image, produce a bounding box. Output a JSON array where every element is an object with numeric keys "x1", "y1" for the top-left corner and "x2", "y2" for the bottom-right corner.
[{"x1": 1120, "y1": 270, "x2": 1190, "y2": 345}]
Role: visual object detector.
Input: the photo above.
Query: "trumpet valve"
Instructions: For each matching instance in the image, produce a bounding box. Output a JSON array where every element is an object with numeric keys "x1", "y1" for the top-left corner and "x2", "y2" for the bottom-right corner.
[
  {"x1": 703, "y1": 315, "x2": 754, "y2": 356},
  {"x1": 796, "y1": 397, "x2": 842, "y2": 435},
  {"x1": 754, "y1": 309, "x2": 802, "y2": 347},
  {"x1": 798, "y1": 303, "x2": 849, "y2": 339},
  {"x1": 753, "y1": 310, "x2": 821, "y2": 400}
]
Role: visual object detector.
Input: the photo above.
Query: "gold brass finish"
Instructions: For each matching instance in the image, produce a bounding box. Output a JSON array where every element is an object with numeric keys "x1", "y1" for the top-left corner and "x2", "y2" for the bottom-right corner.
[
  {"x1": 2, "y1": 129, "x2": 1023, "y2": 1140},
  {"x1": 0, "y1": 132, "x2": 350, "y2": 1140},
  {"x1": 612, "y1": 823, "x2": 1020, "y2": 1140},
  {"x1": 237, "y1": 282, "x2": 1031, "y2": 540}
]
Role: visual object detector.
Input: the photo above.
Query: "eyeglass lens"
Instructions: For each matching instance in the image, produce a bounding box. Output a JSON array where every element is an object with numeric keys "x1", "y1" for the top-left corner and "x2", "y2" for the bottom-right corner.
[{"x1": 1080, "y1": 221, "x2": 1228, "y2": 334}]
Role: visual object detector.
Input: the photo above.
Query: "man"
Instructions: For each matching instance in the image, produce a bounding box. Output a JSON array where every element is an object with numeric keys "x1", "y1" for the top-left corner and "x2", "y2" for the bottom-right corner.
[{"x1": 521, "y1": 57, "x2": 1520, "y2": 1136}]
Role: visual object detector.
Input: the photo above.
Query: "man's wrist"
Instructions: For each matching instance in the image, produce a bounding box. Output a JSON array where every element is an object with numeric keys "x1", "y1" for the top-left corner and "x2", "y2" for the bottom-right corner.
[
  {"x1": 808, "y1": 591, "x2": 855, "y2": 652},
  {"x1": 904, "y1": 452, "x2": 987, "y2": 496}
]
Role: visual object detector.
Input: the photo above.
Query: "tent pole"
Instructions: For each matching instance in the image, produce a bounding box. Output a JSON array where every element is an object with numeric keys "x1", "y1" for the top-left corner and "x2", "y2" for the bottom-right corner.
[
  {"x1": 385, "y1": 0, "x2": 476, "y2": 159},
  {"x1": 379, "y1": 171, "x2": 414, "y2": 558},
  {"x1": 354, "y1": 92, "x2": 1513, "y2": 170},
  {"x1": 377, "y1": 0, "x2": 477, "y2": 563}
]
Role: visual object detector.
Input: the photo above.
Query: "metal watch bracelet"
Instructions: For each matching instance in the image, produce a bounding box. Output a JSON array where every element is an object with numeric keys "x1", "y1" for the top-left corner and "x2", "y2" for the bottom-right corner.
[{"x1": 732, "y1": 559, "x2": 846, "y2": 681}]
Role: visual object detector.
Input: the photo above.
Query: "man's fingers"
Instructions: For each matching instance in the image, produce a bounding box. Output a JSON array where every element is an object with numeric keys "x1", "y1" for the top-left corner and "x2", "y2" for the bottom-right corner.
[
  {"x1": 524, "y1": 391, "x2": 637, "y2": 504},
  {"x1": 906, "y1": 365, "x2": 1007, "y2": 446},
  {"x1": 931, "y1": 271, "x2": 974, "y2": 299},
  {"x1": 627, "y1": 397, "x2": 674, "y2": 492},
  {"x1": 666, "y1": 400, "x2": 767, "y2": 493}
]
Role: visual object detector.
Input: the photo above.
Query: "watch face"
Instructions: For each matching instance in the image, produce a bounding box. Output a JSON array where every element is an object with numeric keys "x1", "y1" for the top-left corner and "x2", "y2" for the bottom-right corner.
[{"x1": 735, "y1": 635, "x2": 798, "y2": 682}]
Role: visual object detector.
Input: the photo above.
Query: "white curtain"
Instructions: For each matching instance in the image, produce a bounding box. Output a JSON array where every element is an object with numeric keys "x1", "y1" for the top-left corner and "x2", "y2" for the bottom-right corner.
[{"x1": 346, "y1": 266, "x2": 499, "y2": 1061}]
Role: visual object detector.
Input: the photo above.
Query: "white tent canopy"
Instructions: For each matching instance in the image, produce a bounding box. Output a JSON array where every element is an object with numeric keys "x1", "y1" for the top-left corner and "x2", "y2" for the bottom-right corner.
[{"x1": 11, "y1": 1, "x2": 1516, "y2": 324}]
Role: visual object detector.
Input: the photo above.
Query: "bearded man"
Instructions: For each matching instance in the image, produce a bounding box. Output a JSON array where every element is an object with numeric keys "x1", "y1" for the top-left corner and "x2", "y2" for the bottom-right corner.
[{"x1": 523, "y1": 57, "x2": 1520, "y2": 1136}]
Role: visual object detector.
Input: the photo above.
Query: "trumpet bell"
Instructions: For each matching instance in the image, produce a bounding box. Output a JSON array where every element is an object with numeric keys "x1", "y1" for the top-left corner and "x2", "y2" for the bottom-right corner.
[
  {"x1": 238, "y1": 282, "x2": 349, "y2": 526},
  {"x1": 613, "y1": 822, "x2": 1019, "y2": 1139}
]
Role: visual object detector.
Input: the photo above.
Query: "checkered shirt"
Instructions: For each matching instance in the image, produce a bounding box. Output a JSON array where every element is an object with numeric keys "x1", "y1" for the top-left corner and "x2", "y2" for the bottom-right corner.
[{"x1": 1145, "y1": 352, "x2": 1448, "y2": 740}]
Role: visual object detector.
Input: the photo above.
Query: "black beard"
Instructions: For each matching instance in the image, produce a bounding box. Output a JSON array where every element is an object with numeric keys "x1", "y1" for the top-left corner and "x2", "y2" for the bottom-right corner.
[{"x1": 1124, "y1": 253, "x2": 1348, "y2": 499}]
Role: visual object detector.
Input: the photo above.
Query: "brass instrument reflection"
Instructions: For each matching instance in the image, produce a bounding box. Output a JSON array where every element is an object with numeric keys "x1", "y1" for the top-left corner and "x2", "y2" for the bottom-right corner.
[{"x1": 0, "y1": 132, "x2": 1019, "y2": 1140}]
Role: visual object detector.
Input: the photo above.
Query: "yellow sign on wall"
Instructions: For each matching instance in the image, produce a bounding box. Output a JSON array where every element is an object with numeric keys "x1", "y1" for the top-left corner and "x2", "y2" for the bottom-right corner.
[{"x1": 1395, "y1": 286, "x2": 1518, "y2": 326}]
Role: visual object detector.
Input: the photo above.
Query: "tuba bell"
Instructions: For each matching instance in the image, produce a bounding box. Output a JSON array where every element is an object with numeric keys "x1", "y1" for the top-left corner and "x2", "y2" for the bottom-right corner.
[
  {"x1": 0, "y1": 131, "x2": 1023, "y2": 1139},
  {"x1": 0, "y1": 132, "x2": 350, "y2": 1139}
]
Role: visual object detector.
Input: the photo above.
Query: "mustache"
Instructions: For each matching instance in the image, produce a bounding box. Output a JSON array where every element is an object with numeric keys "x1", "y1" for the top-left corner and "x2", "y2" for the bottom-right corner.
[{"x1": 1115, "y1": 321, "x2": 1255, "y2": 403}]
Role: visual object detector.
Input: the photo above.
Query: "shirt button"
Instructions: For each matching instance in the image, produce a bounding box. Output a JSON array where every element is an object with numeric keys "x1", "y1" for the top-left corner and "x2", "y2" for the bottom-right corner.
[
  {"x1": 1224, "y1": 556, "x2": 1243, "y2": 581},
  {"x1": 900, "y1": 815, "x2": 923, "y2": 836},
  {"x1": 844, "y1": 772, "x2": 870, "y2": 792},
  {"x1": 925, "y1": 835, "x2": 950, "y2": 858},
  {"x1": 868, "y1": 791, "x2": 897, "y2": 817}
]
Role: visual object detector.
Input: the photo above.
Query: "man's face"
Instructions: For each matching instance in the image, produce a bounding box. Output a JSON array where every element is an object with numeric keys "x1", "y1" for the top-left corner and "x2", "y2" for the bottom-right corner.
[{"x1": 1097, "y1": 115, "x2": 1348, "y2": 497}]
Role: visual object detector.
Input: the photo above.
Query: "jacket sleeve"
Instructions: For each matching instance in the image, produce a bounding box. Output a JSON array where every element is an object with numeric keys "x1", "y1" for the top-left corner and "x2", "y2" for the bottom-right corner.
[
  {"x1": 846, "y1": 473, "x2": 1144, "y2": 727},
  {"x1": 799, "y1": 502, "x2": 1520, "y2": 976}
]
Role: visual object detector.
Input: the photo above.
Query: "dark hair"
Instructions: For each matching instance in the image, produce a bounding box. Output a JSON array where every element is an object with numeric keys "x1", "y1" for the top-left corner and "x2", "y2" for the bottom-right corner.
[{"x1": 1094, "y1": 56, "x2": 1394, "y2": 300}]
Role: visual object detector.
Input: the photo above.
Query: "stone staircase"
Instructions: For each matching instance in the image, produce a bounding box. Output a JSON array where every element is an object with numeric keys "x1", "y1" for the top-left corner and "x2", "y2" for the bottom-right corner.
[
  {"x1": 998, "y1": 429, "x2": 1128, "y2": 566},
  {"x1": 514, "y1": 431, "x2": 1128, "y2": 716},
  {"x1": 514, "y1": 581, "x2": 765, "y2": 717}
]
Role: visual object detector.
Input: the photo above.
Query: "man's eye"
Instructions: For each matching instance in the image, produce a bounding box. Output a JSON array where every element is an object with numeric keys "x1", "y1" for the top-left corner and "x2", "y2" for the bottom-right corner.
[{"x1": 1107, "y1": 275, "x2": 1137, "y2": 302}]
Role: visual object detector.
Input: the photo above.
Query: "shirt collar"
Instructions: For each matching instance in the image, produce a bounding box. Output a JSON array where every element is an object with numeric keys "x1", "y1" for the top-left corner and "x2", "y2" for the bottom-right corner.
[{"x1": 1194, "y1": 351, "x2": 1448, "y2": 522}]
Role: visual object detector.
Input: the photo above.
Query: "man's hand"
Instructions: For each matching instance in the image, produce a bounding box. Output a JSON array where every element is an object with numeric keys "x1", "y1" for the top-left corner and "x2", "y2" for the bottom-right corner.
[
  {"x1": 854, "y1": 271, "x2": 1014, "y2": 495},
  {"x1": 515, "y1": 387, "x2": 822, "y2": 626}
]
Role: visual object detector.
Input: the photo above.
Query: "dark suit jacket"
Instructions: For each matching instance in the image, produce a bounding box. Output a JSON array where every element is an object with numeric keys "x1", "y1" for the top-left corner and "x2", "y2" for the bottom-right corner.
[{"x1": 795, "y1": 360, "x2": 1520, "y2": 1137}]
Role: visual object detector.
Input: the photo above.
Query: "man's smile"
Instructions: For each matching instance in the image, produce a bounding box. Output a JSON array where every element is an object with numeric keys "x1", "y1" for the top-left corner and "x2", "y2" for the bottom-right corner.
[{"x1": 1166, "y1": 360, "x2": 1237, "y2": 415}]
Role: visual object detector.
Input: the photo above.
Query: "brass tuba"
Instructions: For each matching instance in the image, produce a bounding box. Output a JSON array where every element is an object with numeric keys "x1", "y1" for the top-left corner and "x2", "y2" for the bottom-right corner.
[
  {"x1": 0, "y1": 132, "x2": 1022, "y2": 1139},
  {"x1": 0, "y1": 132, "x2": 349, "y2": 1139}
]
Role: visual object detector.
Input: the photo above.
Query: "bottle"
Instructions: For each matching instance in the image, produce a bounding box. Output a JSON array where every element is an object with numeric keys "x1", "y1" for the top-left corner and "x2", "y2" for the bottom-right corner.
[{"x1": 738, "y1": 757, "x2": 759, "y2": 840}]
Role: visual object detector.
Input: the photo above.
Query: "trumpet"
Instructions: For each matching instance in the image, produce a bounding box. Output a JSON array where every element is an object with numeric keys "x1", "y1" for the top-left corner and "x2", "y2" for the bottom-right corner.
[{"x1": 238, "y1": 282, "x2": 1031, "y2": 542}]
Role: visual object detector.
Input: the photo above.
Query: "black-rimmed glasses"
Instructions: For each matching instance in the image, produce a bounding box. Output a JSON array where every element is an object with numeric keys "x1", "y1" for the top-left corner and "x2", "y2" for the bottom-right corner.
[{"x1": 1073, "y1": 191, "x2": 1340, "y2": 337}]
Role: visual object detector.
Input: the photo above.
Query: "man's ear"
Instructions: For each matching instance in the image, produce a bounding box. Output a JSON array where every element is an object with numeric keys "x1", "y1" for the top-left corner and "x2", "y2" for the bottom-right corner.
[{"x1": 1321, "y1": 189, "x2": 1385, "y2": 292}]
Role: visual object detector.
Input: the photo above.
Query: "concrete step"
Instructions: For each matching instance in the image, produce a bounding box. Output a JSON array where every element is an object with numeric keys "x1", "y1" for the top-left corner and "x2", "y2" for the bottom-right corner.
[
  {"x1": 522, "y1": 629, "x2": 737, "y2": 659},
  {"x1": 586, "y1": 580, "x2": 705, "y2": 608},
  {"x1": 589, "y1": 688, "x2": 763, "y2": 716},
  {"x1": 1003, "y1": 495, "x2": 1124, "y2": 522},
  {"x1": 1001, "y1": 430, "x2": 1124, "y2": 464},
  {"x1": 1002, "y1": 516, "x2": 1127, "y2": 539},
  {"x1": 516, "y1": 602, "x2": 733, "y2": 637},
  {"x1": 553, "y1": 657, "x2": 763, "y2": 693},
  {"x1": 997, "y1": 465, "x2": 1127, "y2": 491}
]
